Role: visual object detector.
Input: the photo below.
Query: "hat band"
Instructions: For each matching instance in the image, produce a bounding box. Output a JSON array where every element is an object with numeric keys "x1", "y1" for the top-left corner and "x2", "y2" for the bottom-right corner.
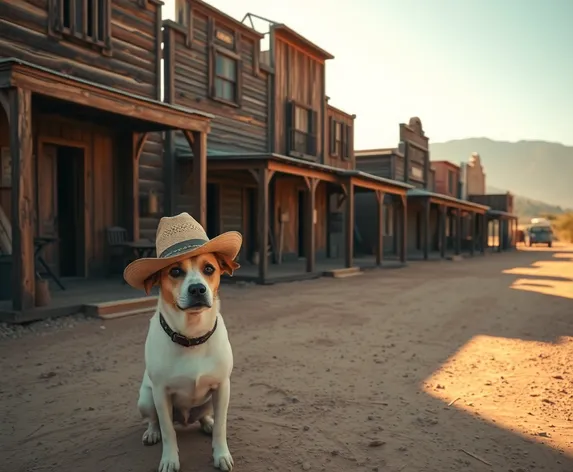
[{"x1": 159, "y1": 238, "x2": 209, "y2": 258}]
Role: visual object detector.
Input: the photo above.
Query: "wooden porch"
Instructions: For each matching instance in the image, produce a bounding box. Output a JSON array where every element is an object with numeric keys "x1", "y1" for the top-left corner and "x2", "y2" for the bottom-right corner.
[
  {"x1": 406, "y1": 189, "x2": 490, "y2": 260},
  {"x1": 200, "y1": 154, "x2": 411, "y2": 284},
  {"x1": 487, "y1": 210, "x2": 519, "y2": 252},
  {"x1": 0, "y1": 58, "x2": 211, "y2": 318}
]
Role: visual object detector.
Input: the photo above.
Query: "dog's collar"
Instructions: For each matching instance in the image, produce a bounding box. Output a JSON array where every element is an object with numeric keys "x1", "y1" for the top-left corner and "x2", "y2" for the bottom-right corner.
[{"x1": 159, "y1": 313, "x2": 218, "y2": 348}]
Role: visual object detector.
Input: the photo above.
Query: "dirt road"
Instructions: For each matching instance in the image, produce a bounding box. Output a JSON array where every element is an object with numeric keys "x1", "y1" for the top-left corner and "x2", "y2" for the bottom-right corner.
[{"x1": 1, "y1": 246, "x2": 572, "y2": 472}]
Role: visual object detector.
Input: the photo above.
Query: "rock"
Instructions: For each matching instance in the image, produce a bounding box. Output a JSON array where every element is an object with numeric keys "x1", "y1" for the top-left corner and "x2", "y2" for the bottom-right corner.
[
  {"x1": 368, "y1": 440, "x2": 385, "y2": 447},
  {"x1": 302, "y1": 462, "x2": 311, "y2": 470}
]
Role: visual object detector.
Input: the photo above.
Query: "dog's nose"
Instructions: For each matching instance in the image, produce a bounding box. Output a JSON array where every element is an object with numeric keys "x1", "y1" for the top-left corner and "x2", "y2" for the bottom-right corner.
[{"x1": 188, "y1": 283, "x2": 207, "y2": 297}]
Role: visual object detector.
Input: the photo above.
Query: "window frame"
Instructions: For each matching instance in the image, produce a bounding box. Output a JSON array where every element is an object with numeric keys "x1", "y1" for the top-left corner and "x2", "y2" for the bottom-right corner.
[
  {"x1": 48, "y1": 0, "x2": 112, "y2": 54},
  {"x1": 208, "y1": 19, "x2": 242, "y2": 107},
  {"x1": 329, "y1": 117, "x2": 352, "y2": 160},
  {"x1": 288, "y1": 101, "x2": 318, "y2": 159}
]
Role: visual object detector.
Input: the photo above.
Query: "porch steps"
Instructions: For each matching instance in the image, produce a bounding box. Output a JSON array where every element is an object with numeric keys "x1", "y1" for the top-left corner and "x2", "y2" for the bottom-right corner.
[
  {"x1": 84, "y1": 296, "x2": 158, "y2": 319},
  {"x1": 323, "y1": 267, "x2": 363, "y2": 278}
]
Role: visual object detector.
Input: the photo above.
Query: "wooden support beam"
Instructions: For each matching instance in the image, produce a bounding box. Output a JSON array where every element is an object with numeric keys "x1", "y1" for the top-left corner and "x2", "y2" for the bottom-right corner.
[
  {"x1": 423, "y1": 198, "x2": 430, "y2": 260},
  {"x1": 470, "y1": 212, "x2": 476, "y2": 256},
  {"x1": 400, "y1": 194, "x2": 407, "y2": 263},
  {"x1": 375, "y1": 190, "x2": 385, "y2": 266},
  {"x1": 134, "y1": 132, "x2": 149, "y2": 161},
  {"x1": 305, "y1": 178, "x2": 319, "y2": 273},
  {"x1": 455, "y1": 208, "x2": 462, "y2": 255},
  {"x1": 258, "y1": 167, "x2": 270, "y2": 283},
  {"x1": 344, "y1": 181, "x2": 354, "y2": 268},
  {"x1": 184, "y1": 130, "x2": 207, "y2": 228},
  {"x1": 163, "y1": 130, "x2": 175, "y2": 216},
  {"x1": 9, "y1": 87, "x2": 35, "y2": 311},
  {"x1": 439, "y1": 205, "x2": 446, "y2": 259},
  {"x1": 129, "y1": 132, "x2": 142, "y2": 241}
]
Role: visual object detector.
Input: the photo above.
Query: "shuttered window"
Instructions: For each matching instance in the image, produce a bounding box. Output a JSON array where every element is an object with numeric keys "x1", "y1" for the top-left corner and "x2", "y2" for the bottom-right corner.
[{"x1": 287, "y1": 101, "x2": 318, "y2": 157}]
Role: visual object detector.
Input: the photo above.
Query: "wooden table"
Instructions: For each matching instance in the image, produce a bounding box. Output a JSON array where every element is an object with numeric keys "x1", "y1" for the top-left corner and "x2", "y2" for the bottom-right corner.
[
  {"x1": 126, "y1": 240, "x2": 156, "y2": 259},
  {"x1": 34, "y1": 237, "x2": 66, "y2": 290}
]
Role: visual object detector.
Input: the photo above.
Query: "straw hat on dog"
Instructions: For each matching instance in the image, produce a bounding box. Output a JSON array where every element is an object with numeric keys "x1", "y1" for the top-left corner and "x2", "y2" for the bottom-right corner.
[{"x1": 123, "y1": 212, "x2": 242, "y2": 290}]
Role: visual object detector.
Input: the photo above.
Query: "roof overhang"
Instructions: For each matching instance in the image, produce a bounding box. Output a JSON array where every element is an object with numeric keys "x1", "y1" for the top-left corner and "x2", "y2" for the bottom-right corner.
[
  {"x1": 408, "y1": 189, "x2": 490, "y2": 213},
  {"x1": 0, "y1": 58, "x2": 212, "y2": 133},
  {"x1": 178, "y1": 151, "x2": 412, "y2": 195},
  {"x1": 487, "y1": 209, "x2": 519, "y2": 220}
]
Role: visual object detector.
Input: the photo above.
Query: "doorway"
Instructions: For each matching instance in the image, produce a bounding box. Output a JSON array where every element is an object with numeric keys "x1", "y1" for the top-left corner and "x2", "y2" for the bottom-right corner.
[
  {"x1": 297, "y1": 191, "x2": 305, "y2": 257},
  {"x1": 206, "y1": 183, "x2": 220, "y2": 239},
  {"x1": 56, "y1": 146, "x2": 85, "y2": 277}
]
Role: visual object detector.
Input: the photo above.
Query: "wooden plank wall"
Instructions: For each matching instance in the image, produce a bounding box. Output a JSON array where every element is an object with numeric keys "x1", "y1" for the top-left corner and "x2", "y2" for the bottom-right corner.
[
  {"x1": 272, "y1": 33, "x2": 325, "y2": 158},
  {"x1": 273, "y1": 176, "x2": 327, "y2": 259},
  {"x1": 432, "y1": 162, "x2": 460, "y2": 198},
  {"x1": 0, "y1": 0, "x2": 162, "y2": 99},
  {"x1": 324, "y1": 104, "x2": 355, "y2": 170},
  {"x1": 356, "y1": 155, "x2": 393, "y2": 179},
  {"x1": 167, "y1": 12, "x2": 269, "y2": 154},
  {"x1": 469, "y1": 193, "x2": 513, "y2": 213}
]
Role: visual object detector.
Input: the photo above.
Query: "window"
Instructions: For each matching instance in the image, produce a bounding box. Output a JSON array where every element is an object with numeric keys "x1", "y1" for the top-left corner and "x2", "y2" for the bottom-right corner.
[
  {"x1": 329, "y1": 118, "x2": 351, "y2": 160},
  {"x1": 288, "y1": 102, "x2": 317, "y2": 157},
  {"x1": 214, "y1": 52, "x2": 238, "y2": 102},
  {"x1": 208, "y1": 20, "x2": 241, "y2": 106},
  {"x1": 447, "y1": 170, "x2": 455, "y2": 194},
  {"x1": 49, "y1": 0, "x2": 111, "y2": 50}
]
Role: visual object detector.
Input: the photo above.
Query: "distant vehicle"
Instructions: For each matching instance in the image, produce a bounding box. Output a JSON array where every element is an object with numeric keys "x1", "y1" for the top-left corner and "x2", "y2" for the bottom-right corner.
[{"x1": 524, "y1": 224, "x2": 553, "y2": 247}]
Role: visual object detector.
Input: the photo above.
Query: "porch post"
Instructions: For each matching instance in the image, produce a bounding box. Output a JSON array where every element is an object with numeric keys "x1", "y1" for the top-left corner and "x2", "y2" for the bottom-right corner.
[
  {"x1": 344, "y1": 180, "x2": 354, "y2": 268},
  {"x1": 497, "y1": 219, "x2": 502, "y2": 252},
  {"x1": 305, "y1": 178, "x2": 318, "y2": 273},
  {"x1": 9, "y1": 87, "x2": 35, "y2": 311},
  {"x1": 439, "y1": 205, "x2": 446, "y2": 259},
  {"x1": 470, "y1": 212, "x2": 476, "y2": 256},
  {"x1": 455, "y1": 208, "x2": 462, "y2": 255},
  {"x1": 400, "y1": 194, "x2": 407, "y2": 263},
  {"x1": 375, "y1": 190, "x2": 385, "y2": 266},
  {"x1": 423, "y1": 198, "x2": 430, "y2": 260},
  {"x1": 186, "y1": 130, "x2": 207, "y2": 229},
  {"x1": 258, "y1": 167, "x2": 270, "y2": 283},
  {"x1": 480, "y1": 214, "x2": 486, "y2": 255}
]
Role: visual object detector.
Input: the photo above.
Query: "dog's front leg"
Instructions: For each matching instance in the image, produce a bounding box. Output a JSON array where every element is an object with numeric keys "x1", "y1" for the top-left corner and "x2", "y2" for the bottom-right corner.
[
  {"x1": 152, "y1": 387, "x2": 180, "y2": 472},
  {"x1": 212, "y1": 379, "x2": 233, "y2": 471}
]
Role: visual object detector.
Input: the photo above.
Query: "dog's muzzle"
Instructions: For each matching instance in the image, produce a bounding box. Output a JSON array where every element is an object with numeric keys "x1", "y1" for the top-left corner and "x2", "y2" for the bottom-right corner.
[{"x1": 180, "y1": 282, "x2": 211, "y2": 310}]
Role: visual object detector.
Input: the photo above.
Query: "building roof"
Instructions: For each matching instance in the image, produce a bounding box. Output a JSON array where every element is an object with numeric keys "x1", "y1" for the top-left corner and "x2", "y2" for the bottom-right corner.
[
  {"x1": 271, "y1": 24, "x2": 334, "y2": 60},
  {"x1": 355, "y1": 148, "x2": 403, "y2": 158},
  {"x1": 408, "y1": 189, "x2": 490, "y2": 212}
]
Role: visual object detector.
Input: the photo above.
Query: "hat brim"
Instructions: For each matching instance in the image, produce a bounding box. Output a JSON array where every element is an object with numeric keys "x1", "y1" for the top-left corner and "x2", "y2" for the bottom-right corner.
[{"x1": 123, "y1": 231, "x2": 242, "y2": 291}]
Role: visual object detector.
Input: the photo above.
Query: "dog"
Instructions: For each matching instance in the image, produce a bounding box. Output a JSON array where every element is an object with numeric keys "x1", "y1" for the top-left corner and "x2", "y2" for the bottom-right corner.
[{"x1": 124, "y1": 213, "x2": 242, "y2": 472}]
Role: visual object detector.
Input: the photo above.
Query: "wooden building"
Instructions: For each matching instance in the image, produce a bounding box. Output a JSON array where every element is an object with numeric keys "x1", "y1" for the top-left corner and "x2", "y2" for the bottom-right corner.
[
  {"x1": 0, "y1": 0, "x2": 211, "y2": 316},
  {"x1": 163, "y1": 3, "x2": 411, "y2": 283},
  {"x1": 356, "y1": 118, "x2": 490, "y2": 260},
  {"x1": 469, "y1": 193, "x2": 518, "y2": 251}
]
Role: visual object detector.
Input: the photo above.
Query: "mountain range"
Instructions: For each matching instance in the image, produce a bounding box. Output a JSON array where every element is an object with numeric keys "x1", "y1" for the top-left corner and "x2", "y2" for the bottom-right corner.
[{"x1": 429, "y1": 138, "x2": 573, "y2": 220}]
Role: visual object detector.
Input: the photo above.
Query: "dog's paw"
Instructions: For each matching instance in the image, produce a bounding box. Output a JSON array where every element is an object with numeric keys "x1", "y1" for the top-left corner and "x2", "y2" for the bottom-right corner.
[
  {"x1": 199, "y1": 415, "x2": 214, "y2": 435},
  {"x1": 213, "y1": 446, "x2": 234, "y2": 471},
  {"x1": 142, "y1": 424, "x2": 161, "y2": 446},
  {"x1": 158, "y1": 454, "x2": 180, "y2": 472}
]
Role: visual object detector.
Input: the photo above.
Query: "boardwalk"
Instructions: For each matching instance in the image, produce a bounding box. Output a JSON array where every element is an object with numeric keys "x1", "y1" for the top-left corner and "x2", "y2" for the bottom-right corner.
[{"x1": 1, "y1": 246, "x2": 572, "y2": 472}]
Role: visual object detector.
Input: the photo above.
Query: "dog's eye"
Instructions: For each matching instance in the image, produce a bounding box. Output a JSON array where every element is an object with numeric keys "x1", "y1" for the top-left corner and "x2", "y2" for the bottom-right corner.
[
  {"x1": 169, "y1": 267, "x2": 184, "y2": 278},
  {"x1": 203, "y1": 264, "x2": 215, "y2": 276}
]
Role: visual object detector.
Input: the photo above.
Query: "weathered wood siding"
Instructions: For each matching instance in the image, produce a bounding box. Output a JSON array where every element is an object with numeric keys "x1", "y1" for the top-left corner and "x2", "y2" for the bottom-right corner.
[
  {"x1": 400, "y1": 118, "x2": 430, "y2": 187},
  {"x1": 432, "y1": 161, "x2": 460, "y2": 198},
  {"x1": 355, "y1": 154, "x2": 393, "y2": 179},
  {"x1": 324, "y1": 104, "x2": 355, "y2": 170},
  {"x1": 165, "y1": 11, "x2": 269, "y2": 154},
  {"x1": 469, "y1": 193, "x2": 514, "y2": 213},
  {"x1": 272, "y1": 32, "x2": 325, "y2": 159},
  {"x1": 273, "y1": 176, "x2": 327, "y2": 259},
  {"x1": 0, "y1": 0, "x2": 162, "y2": 99}
]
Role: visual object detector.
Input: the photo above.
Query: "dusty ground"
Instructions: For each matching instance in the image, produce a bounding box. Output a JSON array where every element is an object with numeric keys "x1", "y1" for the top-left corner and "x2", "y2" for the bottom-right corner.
[{"x1": 1, "y1": 246, "x2": 573, "y2": 472}]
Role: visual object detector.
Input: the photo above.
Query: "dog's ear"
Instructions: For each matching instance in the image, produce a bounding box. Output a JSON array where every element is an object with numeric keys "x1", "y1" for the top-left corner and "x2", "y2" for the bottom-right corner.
[
  {"x1": 218, "y1": 255, "x2": 240, "y2": 276},
  {"x1": 143, "y1": 272, "x2": 160, "y2": 295}
]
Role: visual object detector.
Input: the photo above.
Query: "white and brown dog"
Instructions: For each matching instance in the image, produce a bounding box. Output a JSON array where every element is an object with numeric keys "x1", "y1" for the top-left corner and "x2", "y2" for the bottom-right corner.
[{"x1": 124, "y1": 213, "x2": 242, "y2": 472}]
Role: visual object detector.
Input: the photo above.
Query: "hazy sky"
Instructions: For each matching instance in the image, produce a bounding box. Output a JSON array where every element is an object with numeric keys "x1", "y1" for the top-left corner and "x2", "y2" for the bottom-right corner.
[{"x1": 163, "y1": 0, "x2": 573, "y2": 149}]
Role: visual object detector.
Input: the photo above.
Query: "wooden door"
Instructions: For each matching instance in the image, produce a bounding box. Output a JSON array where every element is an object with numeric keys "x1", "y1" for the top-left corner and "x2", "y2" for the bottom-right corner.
[{"x1": 37, "y1": 144, "x2": 59, "y2": 273}]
